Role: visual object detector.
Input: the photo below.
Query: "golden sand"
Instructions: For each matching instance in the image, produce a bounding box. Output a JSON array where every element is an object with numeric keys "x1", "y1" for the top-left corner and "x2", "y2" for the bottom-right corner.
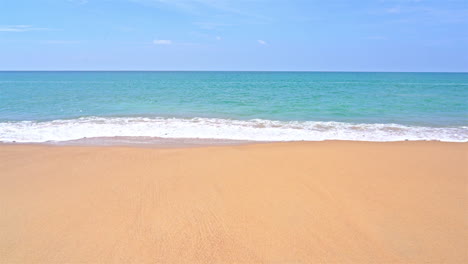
[{"x1": 0, "y1": 141, "x2": 467, "y2": 263}]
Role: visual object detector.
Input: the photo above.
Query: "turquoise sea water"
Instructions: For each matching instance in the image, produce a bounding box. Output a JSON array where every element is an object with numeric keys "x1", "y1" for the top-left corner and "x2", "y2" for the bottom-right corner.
[{"x1": 0, "y1": 71, "x2": 467, "y2": 142}]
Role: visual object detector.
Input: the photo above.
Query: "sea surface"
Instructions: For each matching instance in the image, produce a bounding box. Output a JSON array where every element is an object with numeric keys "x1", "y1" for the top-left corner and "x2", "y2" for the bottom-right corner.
[{"x1": 0, "y1": 71, "x2": 467, "y2": 143}]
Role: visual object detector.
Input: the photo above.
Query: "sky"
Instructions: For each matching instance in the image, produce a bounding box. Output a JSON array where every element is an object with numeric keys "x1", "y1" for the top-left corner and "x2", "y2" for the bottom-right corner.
[{"x1": 0, "y1": 0, "x2": 467, "y2": 71}]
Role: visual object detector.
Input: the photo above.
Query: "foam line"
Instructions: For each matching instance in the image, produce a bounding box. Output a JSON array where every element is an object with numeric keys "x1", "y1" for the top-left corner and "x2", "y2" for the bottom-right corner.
[{"x1": 0, "y1": 117, "x2": 466, "y2": 143}]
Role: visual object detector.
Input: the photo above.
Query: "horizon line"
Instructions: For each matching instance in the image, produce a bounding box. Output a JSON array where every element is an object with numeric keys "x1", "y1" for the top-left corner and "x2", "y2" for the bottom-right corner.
[{"x1": 1, "y1": 70, "x2": 467, "y2": 73}]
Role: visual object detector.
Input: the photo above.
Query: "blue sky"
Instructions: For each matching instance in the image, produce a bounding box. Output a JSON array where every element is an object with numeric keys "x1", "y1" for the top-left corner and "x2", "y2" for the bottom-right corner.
[{"x1": 0, "y1": 0, "x2": 467, "y2": 71}]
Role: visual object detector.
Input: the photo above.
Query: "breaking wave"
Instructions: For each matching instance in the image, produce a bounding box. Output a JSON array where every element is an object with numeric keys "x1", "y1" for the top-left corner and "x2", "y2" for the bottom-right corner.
[{"x1": 0, "y1": 116, "x2": 466, "y2": 143}]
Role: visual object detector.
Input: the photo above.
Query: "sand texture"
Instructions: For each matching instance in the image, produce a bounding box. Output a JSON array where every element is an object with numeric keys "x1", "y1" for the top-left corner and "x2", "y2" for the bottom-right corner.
[{"x1": 0, "y1": 141, "x2": 467, "y2": 263}]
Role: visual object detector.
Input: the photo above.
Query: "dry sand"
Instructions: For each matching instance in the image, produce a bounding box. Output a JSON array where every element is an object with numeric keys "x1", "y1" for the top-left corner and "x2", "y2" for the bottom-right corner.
[{"x1": 0, "y1": 141, "x2": 467, "y2": 263}]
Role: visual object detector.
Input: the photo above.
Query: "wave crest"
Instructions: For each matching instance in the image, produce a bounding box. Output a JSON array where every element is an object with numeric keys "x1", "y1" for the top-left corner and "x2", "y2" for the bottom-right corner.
[{"x1": 0, "y1": 116, "x2": 466, "y2": 143}]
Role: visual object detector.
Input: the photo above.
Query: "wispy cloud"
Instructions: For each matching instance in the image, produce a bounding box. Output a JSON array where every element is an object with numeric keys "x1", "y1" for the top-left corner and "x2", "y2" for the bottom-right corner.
[
  {"x1": 216, "y1": 36, "x2": 222, "y2": 40},
  {"x1": 380, "y1": 5, "x2": 468, "y2": 24},
  {"x1": 132, "y1": 0, "x2": 242, "y2": 14},
  {"x1": 153, "y1": 39, "x2": 172, "y2": 45},
  {"x1": 130, "y1": 0, "x2": 271, "y2": 22},
  {"x1": 257, "y1": 39, "x2": 267, "y2": 45},
  {"x1": 0, "y1": 25, "x2": 53, "y2": 32}
]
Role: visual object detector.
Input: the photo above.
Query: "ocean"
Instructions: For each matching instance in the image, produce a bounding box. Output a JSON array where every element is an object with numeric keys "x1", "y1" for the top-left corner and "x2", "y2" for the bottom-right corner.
[{"x1": 0, "y1": 71, "x2": 467, "y2": 143}]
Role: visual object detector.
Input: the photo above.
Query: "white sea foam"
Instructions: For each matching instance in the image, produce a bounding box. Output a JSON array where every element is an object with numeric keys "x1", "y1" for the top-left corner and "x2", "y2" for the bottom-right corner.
[{"x1": 0, "y1": 116, "x2": 466, "y2": 143}]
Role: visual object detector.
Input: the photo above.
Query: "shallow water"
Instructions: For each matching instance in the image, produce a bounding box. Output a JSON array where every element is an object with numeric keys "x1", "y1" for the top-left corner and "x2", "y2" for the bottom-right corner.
[{"x1": 1, "y1": 71, "x2": 467, "y2": 142}]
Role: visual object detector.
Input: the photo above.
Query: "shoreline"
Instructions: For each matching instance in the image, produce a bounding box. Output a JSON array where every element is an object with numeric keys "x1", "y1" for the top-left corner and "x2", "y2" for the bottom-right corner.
[
  {"x1": 1, "y1": 116, "x2": 466, "y2": 143},
  {"x1": 1, "y1": 141, "x2": 467, "y2": 263},
  {"x1": 1, "y1": 137, "x2": 466, "y2": 149}
]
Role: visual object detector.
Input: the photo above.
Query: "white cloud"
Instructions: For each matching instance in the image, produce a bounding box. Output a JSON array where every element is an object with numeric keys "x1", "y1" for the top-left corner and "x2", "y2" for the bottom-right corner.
[
  {"x1": 153, "y1": 39, "x2": 172, "y2": 45},
  {"x1": 257, "y1": 39, "x2": 267, "y2": 45},
  {"x1": 216, "y1": 36, "x2": 221, "y2": 40},
  {"x1": 0, "y1": 25, "x2": 52, "y2": 32}
]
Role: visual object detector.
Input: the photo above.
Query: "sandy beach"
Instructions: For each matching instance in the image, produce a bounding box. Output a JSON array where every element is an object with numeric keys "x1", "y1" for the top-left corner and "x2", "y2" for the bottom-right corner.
[{"x1": 0, "y1": 141, "x2": 467, "y2": 263}]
